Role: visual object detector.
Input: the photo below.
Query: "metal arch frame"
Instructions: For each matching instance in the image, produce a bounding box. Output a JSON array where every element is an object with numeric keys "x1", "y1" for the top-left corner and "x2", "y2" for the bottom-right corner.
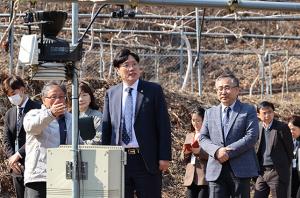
[
  {"x1": 6, "y1": 13, "x2": 300, "y2": 21},
  {"x1": 38, "y1": 0, "x2": 300, "y2": 12},
  {"x1": 3, "y1": 25, "x2": 300, "y2": 41}
]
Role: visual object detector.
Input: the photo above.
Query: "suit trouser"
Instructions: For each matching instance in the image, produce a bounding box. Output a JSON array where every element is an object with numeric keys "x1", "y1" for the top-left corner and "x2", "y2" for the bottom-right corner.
[
  {"x1": 12, "y1": 175, "x2": 25, "y2": 198},
  {"x1": 208, "y1": 162, "x2": 250, "y2": 198},
  {"x1": 186, "y1": 182, "x2": 209, "y2": 198},
  {"x1": 25, "y1": 182, "x2": 46, "y2": 198},
  {"x1": 292, "y1": 169, "x2": 300, "y2": 198},
  {"x1": 125, "y1": 152, "x2": 162, "y2": 198},
  {"x1": 254, "y1": 167, "x2": 287, "y2": 198}
]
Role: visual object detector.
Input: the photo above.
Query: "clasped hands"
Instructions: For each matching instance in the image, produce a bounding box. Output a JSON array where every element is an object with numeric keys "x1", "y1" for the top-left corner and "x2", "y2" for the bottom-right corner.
[
  {"x1": 8, "y1": 153, "x2": 23, "y2": 174},
  {"x1": 215, "y1": 147, "x2": 233, "y2": 163}
]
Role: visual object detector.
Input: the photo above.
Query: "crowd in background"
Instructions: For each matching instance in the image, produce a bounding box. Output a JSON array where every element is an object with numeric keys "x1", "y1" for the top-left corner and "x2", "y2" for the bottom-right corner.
[{"x1": 1, "y1": 48, "x2": 300, "y2": 198}]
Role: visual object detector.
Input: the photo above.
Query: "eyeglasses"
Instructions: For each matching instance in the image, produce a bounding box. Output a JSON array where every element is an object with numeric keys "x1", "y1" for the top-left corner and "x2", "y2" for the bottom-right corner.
[
  {"x1": 120, "y1": 61, "x2": 139, "y2": 68},
  {"x1": 45, "y1": 96, "x2": 66, "y2": 100},
  {"x1": 215, "y1": 86, "x2": 237, "y2": 92}
]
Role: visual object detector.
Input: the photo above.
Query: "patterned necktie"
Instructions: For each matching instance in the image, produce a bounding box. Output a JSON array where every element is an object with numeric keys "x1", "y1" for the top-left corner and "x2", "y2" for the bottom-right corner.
[
  {"x1": 223, "y1": 106, "x2": 231, "y2": 138},
  {"x1": 122, "y1": 87, "x2": 133, "y2": 145},
  {"x1": 16, "y1": 107, "x2": 24, "y2": 133},
  {"x1": 58, "y1": 116, "x2": 67, "y2": 144},
  {"x1": 15, "y1": 107, "x2": 23, "y2": 151}
]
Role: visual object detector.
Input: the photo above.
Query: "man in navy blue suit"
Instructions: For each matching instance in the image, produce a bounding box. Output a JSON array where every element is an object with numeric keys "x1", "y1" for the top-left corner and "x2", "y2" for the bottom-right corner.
[{"x1": 102, "y1": 48, "x2": 172, "y2": 198}]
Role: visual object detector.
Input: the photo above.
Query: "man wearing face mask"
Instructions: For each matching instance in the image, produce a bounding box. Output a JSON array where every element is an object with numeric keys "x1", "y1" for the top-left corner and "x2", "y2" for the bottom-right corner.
[{"x1": 2, "y1": 75, "x2": 41, "y2": 198}]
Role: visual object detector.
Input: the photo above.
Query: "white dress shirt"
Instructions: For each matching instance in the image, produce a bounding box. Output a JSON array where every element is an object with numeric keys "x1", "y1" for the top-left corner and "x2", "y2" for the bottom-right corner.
[{"x1": 121, "y1": 80, "x2": 139, "y2": 148}]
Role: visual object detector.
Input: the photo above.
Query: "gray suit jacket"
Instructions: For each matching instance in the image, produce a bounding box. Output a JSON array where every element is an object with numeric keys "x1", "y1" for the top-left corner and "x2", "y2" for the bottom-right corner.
[{"x1": 200, "y1": 100, "x2": 259, "y2": 181}]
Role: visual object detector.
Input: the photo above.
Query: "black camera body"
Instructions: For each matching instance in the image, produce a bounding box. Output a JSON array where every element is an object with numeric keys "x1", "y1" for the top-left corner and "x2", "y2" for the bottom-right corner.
[{"x1": 28, "y1": 11, "x2": 83, "y2": 63}]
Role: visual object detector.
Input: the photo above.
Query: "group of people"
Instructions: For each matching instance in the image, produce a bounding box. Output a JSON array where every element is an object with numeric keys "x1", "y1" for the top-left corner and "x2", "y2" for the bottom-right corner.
[
  {"x1": 182, "y1": 73, "x2": 300, "y2": 198},
  {"x1": 2, "y1": 76, "x2": 103, "y2": 197},
  {"x1": 1, "y1": 48, "x2": 300, "y2": 198}
]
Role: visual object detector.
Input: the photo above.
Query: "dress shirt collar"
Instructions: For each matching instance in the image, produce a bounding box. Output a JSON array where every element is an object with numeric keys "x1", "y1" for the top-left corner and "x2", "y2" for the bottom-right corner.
[
  {"x1": 19, "y1": 96, "x2": 29, "y2": 109},
  {"x1": 221, "y1": 100, "x2": 236, "y2": 113},
  {"x1": 122, "y1": 79, "x2": 139, "y2": 93},
  {"x1": 263, "y1": 120, "x2": 273, "y2": 131}
]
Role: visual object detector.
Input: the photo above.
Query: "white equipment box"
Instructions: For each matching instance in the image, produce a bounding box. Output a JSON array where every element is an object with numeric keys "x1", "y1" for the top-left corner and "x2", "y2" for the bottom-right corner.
[
  {"x1": 47, "y1": 145, "x2": 126, "y2": 198},
  {"x1": 18, "y1": 34, "x2": 39, "y2": 66}
]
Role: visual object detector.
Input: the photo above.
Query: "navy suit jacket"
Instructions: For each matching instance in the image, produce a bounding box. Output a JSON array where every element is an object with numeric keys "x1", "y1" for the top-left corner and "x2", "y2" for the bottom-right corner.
[
  {"x1": 3, "y1": 99, "x2": 41, "y2": 165},
  {"x1": 200, "y1": 100, "x2": 259, "y2": 181},
  {"x1": 102, "y1": 80, "x2": 172, "y2": 174}
]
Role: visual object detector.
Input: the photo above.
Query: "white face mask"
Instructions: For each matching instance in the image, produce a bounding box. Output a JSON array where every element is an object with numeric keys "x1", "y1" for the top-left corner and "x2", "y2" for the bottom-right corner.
[{"x1": 8, "y1": 94, "x2": 23, "y2": 106}]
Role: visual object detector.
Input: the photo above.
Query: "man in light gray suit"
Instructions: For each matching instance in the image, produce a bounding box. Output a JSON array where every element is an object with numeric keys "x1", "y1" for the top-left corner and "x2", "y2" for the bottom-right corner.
[{"x1": 200, "y1": 71, "x2": 259, "y2": 198}]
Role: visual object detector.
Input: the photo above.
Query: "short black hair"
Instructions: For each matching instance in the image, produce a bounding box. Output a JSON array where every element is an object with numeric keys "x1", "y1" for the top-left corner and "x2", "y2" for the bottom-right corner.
[
  {"x1": 257, "y1": 101, "x2": 275, "y2": 112},
  {"x1": 289, "y1": 115, "x2": 300, "y2": 128},
  {"x1": 113, "y1": 48, "x2": 140, "y2": 68}
]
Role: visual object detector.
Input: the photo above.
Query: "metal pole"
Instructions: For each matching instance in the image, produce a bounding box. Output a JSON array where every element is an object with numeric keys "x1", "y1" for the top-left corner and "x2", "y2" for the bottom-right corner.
[
  {"x1": 44, "y1": 0, "x2": 300, "y2": 12},
  {"x1": 190, "y1": 50, "x2": 193, "y2": 93},
  {"x1": 285, "y1": 54, "x2": 289, "y2": 94},
  {"x1": 262, "y1": 37, "x2": 265, "y2": 97},
  {"x1": 99, "y1": 33, "x2": 104, "y2": 79},
  {"x1": 196, "y1": 8, "x2": 203, "y2": 96},
  {"x1": 71, "y1": 1, "x2": 79, "y2": 198},
  {"x1": 259, "y1": 56, "x2": 264, "y2": 99},
  {"x1": 5, "y1": 24, "x2": 300, "y2": 41},
  {"x1": 179, "y1": 25, "x2": 184, "y2": 85},
  {"x1": 268, "y1": 53, "x2": 272, "y2": 96},
  {"x1": 8, "y1": 0, "x2": 14, "y2": 74},
  {"x1": 7, "y1": 13, "x2": 300, "y2": 21}
]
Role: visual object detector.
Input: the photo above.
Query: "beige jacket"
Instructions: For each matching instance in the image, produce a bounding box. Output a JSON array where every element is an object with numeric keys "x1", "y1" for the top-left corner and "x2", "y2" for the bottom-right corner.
[
  {"x1": 181, "y1": 133, "x2": 208, "y2": 186},
  {"x1": 23, "y1": 105, "x2": 73, "y2": 184}
]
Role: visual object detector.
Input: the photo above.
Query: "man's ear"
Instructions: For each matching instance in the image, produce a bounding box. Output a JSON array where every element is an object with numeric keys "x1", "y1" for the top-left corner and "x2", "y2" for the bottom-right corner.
[
  {"x1": 116, "y1": 67, "x2": 120, "y2": 75},
  {"x1": 20, "y1": 86, "x2": 27, "y2": 94},
  {"x1": 257, "y1": 113, "x2": 261, "y2": 120},
  {"x1": 41, "y1": 97, "x2": 46, "y2": 106},
  {"x1": 139, "y1": 67, "x2": 144, "y2": 73}
]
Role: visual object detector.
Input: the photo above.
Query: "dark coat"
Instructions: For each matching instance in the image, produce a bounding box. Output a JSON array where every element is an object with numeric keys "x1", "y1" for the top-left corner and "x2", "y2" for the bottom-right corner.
[
  {"x1": 255, "y1": 119, "x2": 294, "y2": 183},
  {"x1": 3, "y1": 98, "x2": 41, "y2": 165},
  {"x1": 102, "y1": 80, "x2": 172, "y2": 174}
]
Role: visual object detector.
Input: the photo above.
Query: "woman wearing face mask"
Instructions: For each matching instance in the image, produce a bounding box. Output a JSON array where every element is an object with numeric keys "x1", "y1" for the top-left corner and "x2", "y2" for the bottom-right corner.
[
  {"x1": 2, "y1": 75, "x2": 41, "y2": 198},
  {"x1": 288, "y1": 115, "x2": 300, "y2": 198},
  {"x1": 78, "y1": 81, "x2": 102, "y2": 145},
  {"x1": 181, "y1": 106, "x2": 208, "y2": 198}
]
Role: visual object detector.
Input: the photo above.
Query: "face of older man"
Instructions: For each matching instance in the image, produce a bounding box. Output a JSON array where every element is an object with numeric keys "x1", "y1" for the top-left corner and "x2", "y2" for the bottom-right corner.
[
  {"x1": 215, "y1": 77, "x2": 239, "y2": 107},
  {"x1": 42, "y1": 85, "x2": 66, "y2": 117}
]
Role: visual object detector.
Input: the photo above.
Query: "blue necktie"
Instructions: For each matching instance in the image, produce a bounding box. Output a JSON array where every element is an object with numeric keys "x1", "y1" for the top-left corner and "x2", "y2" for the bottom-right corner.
[
  {"x1": 15, "y1": 107, "x2": 23, "y2": 151},
  {"x1": 223, "y1": 107, "x2": 231, "y2": 138},
  {"x1": 58, "y1": 116, "x2": 67, "y2": 144},
  {"x1": 122, "y1": 87, "x2": 133, "y2": 145}
]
